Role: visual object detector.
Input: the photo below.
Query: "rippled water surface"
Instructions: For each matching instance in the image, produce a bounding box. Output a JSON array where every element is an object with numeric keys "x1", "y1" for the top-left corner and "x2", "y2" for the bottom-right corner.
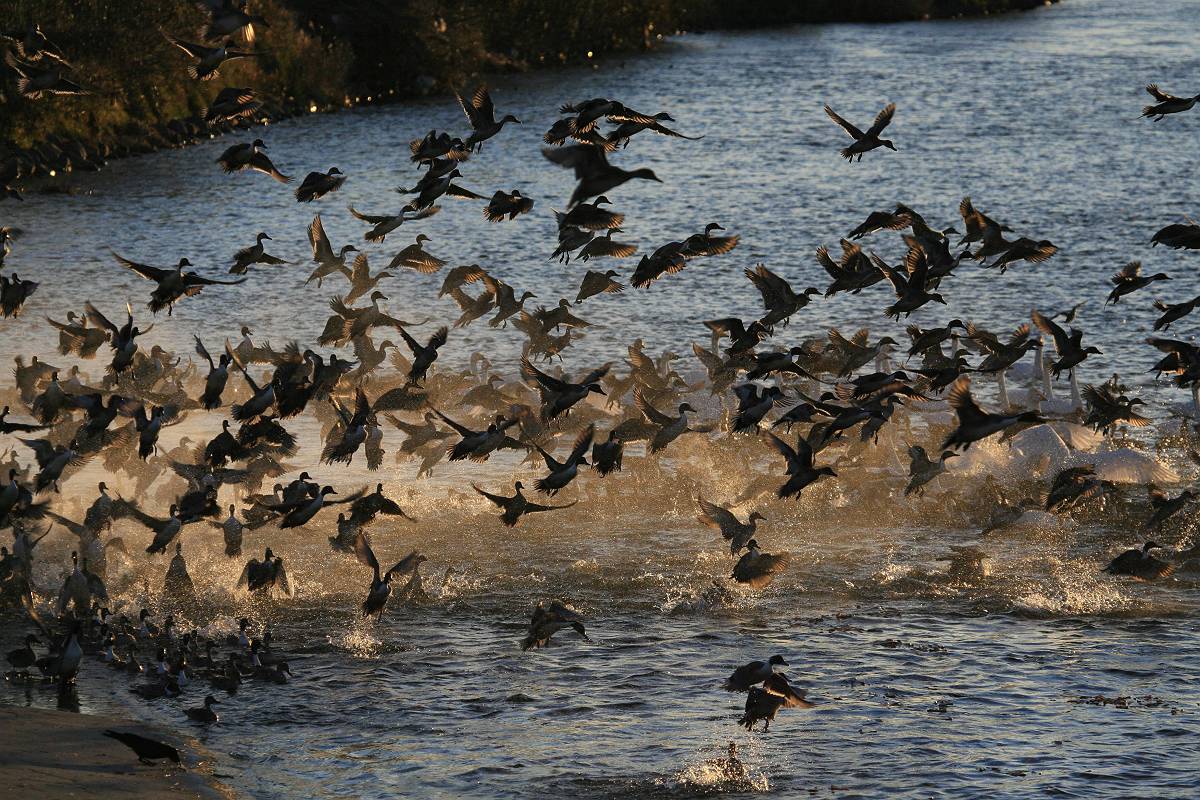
[{"x1": 4, "y1": 0, "x2": 1200, "y2": 797}]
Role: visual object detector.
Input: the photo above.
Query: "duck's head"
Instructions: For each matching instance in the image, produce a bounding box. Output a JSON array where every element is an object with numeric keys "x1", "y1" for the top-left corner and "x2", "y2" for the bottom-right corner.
[
  {"x1": 1143, "y1": 541, "x2": 1163, "y2": 553},
  {"x1": 501, "y1": 114, "x2": 521, "y2": 124},
  {"x1": 370, "y1": 290, "x2": 387, "y2": 302},
  {"x1": 1085, "y1": 346, "x2": 1103, "y2": 356},
  {"x1": 678, "y1": 402, "x2": 696, "y2": 414},
  {"x1": 513, "y1": 480, "x2": 525, "y2": 491},
  {"x1": 415, "y1": 234, "x2": 431, "y2": 244},
  {"x1": 587, "y1": 383, "x2": 606, "y2": 395},
  {"x1": 881, "y1": 139, "x2": 897, "y2": 151},
  {"x1": 749, "y1": 511, "x2": 767, "y2": 523},
  {"x1": 632, "y1": 168, "x2": 662, "y2": 182},
  {"x1": 767, "y1": 654, "x2": 789, "y2": 667},
  {"x1": 328, "y1": 167, "x2": 343, "y2": 176},
  {"x1": 252, "y1": 138, "x2": 266, "y2": 149},
  {"x1": 257, "y1": 232, "x2": 272, "y2": 241},
  {"x1": 818, "y1": 466, "x2": 838, "y2": 478}
]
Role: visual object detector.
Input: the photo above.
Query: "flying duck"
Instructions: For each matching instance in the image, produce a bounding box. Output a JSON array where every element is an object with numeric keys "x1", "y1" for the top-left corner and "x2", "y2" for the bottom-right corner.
[
  {"x1": 542, "y1": 143, "x2": 661, "y2": 208},
  {"x1": 216, "y1": 139, "x2": 290, "y2": 182},
  {"x1": 163, "y1": 32, "x2": 257, "y2": 80},
  {"x1": 533, "y1": 424, "x2": 594, "y2": 495},
  {"x1": 1140, "y1": 84, "x2": 1199, "y2": 120},
  {"x1": 473, "y1": 481, "x2": 576, "y2": 527},
  {"x1": 1103, "y1": 542, "x2": 1173, "y2": 580},
  {"x1": 112, "y1": 251, "x2": 246, "y2": 315},
  {"x1": 1106, "y1": 262, "x2": 1169, "y2": 304},
  {"x1": 355, "y1": 530, "x2": 425, "y2": 619},
  {"x1": 942, "y1": 376, "x2": 1044, "y2": 450},
  {"x1": 457, "y1": 86, "x2": 520, "y2": 150},
  {"x1": 824, "y1": 102, "x2": 897, "y2": 161},
  {"x1": 697, "y1": 498, "x2": 765, "y2": 555},
  {"x1": 295, "y1": 167, "x2": 345, "y2": 202},
  {"x1": 521, "y1": 601, "x2": 587, "y2": 650}
]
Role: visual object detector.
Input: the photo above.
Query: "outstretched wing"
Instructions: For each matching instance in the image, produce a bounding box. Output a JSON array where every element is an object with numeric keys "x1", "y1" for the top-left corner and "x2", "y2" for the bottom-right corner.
[
  {"x1": 1030, "y1": 309, "x2": 1069, "y2": 354},
  {"x1": 866, "y1": 103, "x2": 896, "y2": 137},
  {"x1": 823, "y1": 105, "x2": 863, "y2": 139},
  {"x1": 112, "y1": 252, "x2": 168, "y2": 282},
  {"x1": 1146, "y1": 84, "x2": 1178, "y2": 102}
]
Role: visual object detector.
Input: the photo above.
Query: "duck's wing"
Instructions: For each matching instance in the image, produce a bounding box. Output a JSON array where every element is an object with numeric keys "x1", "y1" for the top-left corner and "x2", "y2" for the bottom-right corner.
[
  {"x1": 308, "y1": 215, "x2": 334, "y2": 262},
  {"x1": 1145, "y1": 84, "x2": 1179, "y2": 102},
  {"x1": 431, "y1": 409, "x2": 477, "y2": 438},
  {"x1": 823, "y1": 105, "x2": 863, "y2": 139},
  {"x1": 112, "y1": 252, "x2": 169, "y2": 283},
  {"x1": 521, "y1": 357, "x2": 570, "y2": 392},
  {"x1": 386, "y1": 551, "x2": 423, "y2": 578},
  {"x1": 866, "y1": 103, "x2": 896, "y2": 137},
  {"x1": 524, "y1": 498, "x2": 578, "y2": 514},
  {"x1": 763, "y1": 431, "x2": 801, "y2": 472},
  {"x1": 696, "y1": 497, "x2": 739, "y2": 536},
  {"x1": 541, "y1": 144, "x2": 608, "y2": 179},
  {"x1": 353, "y1": 530, "x2": 381, "y2": 581},
  {"x1": 946, "y1": 376, "x2": 987, "y2": 424},
  {"x1": 1030, "y1": 309, "x2": 1069, "y2": 354},
  {"x1": 184, "y1": 272, "x2": 248, "y2": 287},
  {"x1": 633, "y1": 388, "x2": 672, "y2": 426},
  {"x1": 1111, "y1": 261, "x2": 1141, "y2": 284},
  {"x1": 472, "y1": 483, "x2": 510, "y2": 508},
  {"x1": 194, "y1": 336, "x2": 215, "y2": 369}
]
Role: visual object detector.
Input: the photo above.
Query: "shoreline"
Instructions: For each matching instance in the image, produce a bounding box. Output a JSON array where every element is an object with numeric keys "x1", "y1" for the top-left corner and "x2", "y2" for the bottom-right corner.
[
  {"x1": 0, "y1": 0, "x2": 1061, "y2": 194},
  {"x1": 0, "y1": 704, "x2": 232, "y2": 800}
]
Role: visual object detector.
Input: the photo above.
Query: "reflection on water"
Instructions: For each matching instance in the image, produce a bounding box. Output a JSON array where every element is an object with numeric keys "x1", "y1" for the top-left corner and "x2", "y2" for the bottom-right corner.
[{"x1": 3, "y1": 0, "x2": 1200, "y2": 797}]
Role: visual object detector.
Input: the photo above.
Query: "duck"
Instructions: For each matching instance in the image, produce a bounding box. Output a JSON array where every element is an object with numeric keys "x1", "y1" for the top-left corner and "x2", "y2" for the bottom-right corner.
[
  {"x1": 193, "y1": 336, "x2": 231, "y2": 409},
  {"x1": 731, "y1": 540, "x2": 790, "y2": 589},
  {"x1": 532, "y1": 424, "x2": 594, "y2": 496},
  {"x1": 738, "y1": 688, "x2": 787, "y2": 731},
  {"x1": 745, "y1": 264, "x2": 820, "y2": 327},
  {"x1": 731, "y1": 384, "x2": 786, "y2": 431},
  {"x1": 1082, "y1": 384, "x2": 1149, "y2": 433},
  {"x1": 577, "y1": 228, "x2": 638, "y2": 261},
  {"x1": 355, "y1": 530, "x2": 425, "y2": 619},
  {"x1": 904, "y1": 445, "x2": 957, "y2": 497},
  {"x1": 473, "y1": 481, "x2": 576, "y2": 527},
  {"x1": 521, "y1": 601, "x2": 587, "y2": 650},
  {"x1": 5, "y1": 633, "x2": 39, "y2": 675},
  {"x1": 823, "y1": 102, "x2": 897, "y2": 161},
  {"x1": 0, "y1": 272, "x2": 38, "y2": 317},
  {"x1": 306, "y1": 214, "x2": 358, "y2": 285},
  {"x1": 542, "y1": 143, "x2": 661, "y2": 208},
  {"x1": 295, "y1": 167, "x2": 345, "y2": 202},
  {"x1": 45, "y1": 310, "x2": 108, "y2": 358},
  {"x1": 236, "y1": 547, "x2": 293, "y2": 596},
  {"x1": 1151, "y1": 221, "x2": 1200, "y2": 250},
  {"x1": 698, "y1": 498, "x2": 765, "y2": 556},
  {"x1": 1140, "y1": 84, "x2": 1199, "y2": 120},
  {"x1": 1144, "y1": 487, "x2": 1196, "y2": 530},
  {"x1": 556, "y1": 197, "x2": 623, "y2": 231},
  {"x1": 385, "y1": 234, "x2": 446, "y2": 273},
  {"x1": 763, "y1": 430, "x2": 836, "y2": 499},
  {"x1": 874, "y1": 248, "x2": 946, "y2": 318},
  {"x1": 3, "y1": 50, "x2": 85, "y2": 98},
  {"x1": 204, "y1": 86, "x2": 261, "y2": 124},
  {"x1": 1152, "y1": 295, "x2": 1200, "y2": 331},
  {"x1": 722, "y1": 654, "x2": 788, "y2": 692},
  {"x1": 230, "y1": 232, "x2": 288, "y2": 275},
  {"x1": 1031, "y1": 309, "x2": 1101, "y2": 379},
  {"x1": 396, "y1": 325, "x2": 448, "y2": 384},
  {"x1": 184, "y1": 695, "x2": 220, "y2": 724},
  {"x1": 521, "y1": 357, "x2": 609, "y2": 421},
  {"x1": 342, "y1": 253, "x2": 393, "y2": 305},
  {"x1": 635, "y1": 391, "x2": 704, "y2": 453},
  {"x1": 208, "y1": 504, "x2": 244, "y2": 557},
  {"x1": 575, "y1": 269, "x2": 624, "y2": 304},
  {"x1": 163, "y1": 33, "x2": 257, "y2": 81},
  {"x1": 1106, "y1": 262, "x2": 1169, "y2": 304},
  {"x1": 1102, "y1": 542, "x2": 1173, "y2": 580},
  {"x1": 942, "y1": 376, "x2": 1045, "y2": 450},
  {"x1": 590, "y1": 430, "x2": 625, "y2": 476},
  {"x1": 483, "y1": 189, "x2": 535, "y2": 221},
  {"x1": 112, "y1": 252, "x2": 246, "y2": 316},
  {"x1": 215, "y1": 138, "x2": 290, "y2": 182}
]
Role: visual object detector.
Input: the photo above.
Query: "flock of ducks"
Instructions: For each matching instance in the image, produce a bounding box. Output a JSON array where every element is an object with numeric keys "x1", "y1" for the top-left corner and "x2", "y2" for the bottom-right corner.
[{"x1": 1, "y1": 9, "x2": 1200, "y2": 768}]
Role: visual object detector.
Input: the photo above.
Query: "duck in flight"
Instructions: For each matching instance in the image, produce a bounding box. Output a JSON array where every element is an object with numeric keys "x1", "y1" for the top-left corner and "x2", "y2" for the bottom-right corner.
[
  {"x1": 1140, "y1": 84, "x2": 1199, "y2": 120},
  {"x1": 473, "y1": 481, "x2": 576, "y2": 527},
  {"x1": 824, "y1": 102, "x2": 897, "y2": 162},
  {"x1": 112, "y1": 252, "x2": 246, "y2": 315}
]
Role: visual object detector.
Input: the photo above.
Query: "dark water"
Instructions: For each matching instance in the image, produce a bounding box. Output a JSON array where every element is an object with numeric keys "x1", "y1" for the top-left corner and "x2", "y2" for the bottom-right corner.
[{"x1": 4, "y1": 0, "x2": 1200, "y2": 797}]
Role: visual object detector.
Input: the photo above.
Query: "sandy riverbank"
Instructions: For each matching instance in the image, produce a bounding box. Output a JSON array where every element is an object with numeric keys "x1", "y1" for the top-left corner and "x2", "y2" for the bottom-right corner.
[{"x1": 0, "y1": 704, "x2": 231, "y2": 800}]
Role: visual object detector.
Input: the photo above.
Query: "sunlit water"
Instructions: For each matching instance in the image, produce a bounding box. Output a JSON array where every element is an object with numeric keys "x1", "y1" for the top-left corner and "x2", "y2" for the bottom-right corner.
[{"x1": 4, "y1": 0, "x2": 1200, "y2": 797}]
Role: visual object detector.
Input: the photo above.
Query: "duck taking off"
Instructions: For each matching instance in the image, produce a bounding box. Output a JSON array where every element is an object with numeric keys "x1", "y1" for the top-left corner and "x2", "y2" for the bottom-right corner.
[
  {"x1": 1102, "y1": 542, "x2": 1173, "y2": 580},
  {"x1": 697, "y1": 498, "x2": 765, "y2": 556},
  {"x1": 1140, "y1": 84, "x2": 1199, "y2": 120},
  {"x1": 112, "y1": 252, "x2": 246, "y2": 316},
  {"x1": 521, "y1": 601, "x2": 587, "y2": 650},
  {"x1": 354, "y1": 531, "x2": 425, "y2": 620},
  {"x1": 473, "y1": 481, "x2": 576, "y2": 527},
  {"x1": 824, "y1": 102, "x2": 897, "y2": 161},
  {"x1": 295, "y1": 167, "x2": 345, "y2": 203},
  {"x1": 216, "y1": 139, "x2": 291, "y2": 183}
]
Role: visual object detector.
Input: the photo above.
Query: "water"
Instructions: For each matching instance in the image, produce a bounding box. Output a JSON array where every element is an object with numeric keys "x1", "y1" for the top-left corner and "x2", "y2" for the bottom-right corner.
[{"x1": 4, "y1": 0, "x2": 1200, "y2": 797}]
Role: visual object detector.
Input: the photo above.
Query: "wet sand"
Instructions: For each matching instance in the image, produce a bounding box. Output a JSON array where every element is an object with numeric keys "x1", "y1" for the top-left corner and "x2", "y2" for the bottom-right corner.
[{"x1": 0, "y1": 704, "x2": 229, "y2": 800}]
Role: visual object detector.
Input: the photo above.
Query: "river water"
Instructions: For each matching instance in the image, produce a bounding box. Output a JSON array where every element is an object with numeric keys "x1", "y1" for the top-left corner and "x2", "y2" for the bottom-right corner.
[{"x1": 3, "y1": 0, "x2": 1200, "y2": 797}]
